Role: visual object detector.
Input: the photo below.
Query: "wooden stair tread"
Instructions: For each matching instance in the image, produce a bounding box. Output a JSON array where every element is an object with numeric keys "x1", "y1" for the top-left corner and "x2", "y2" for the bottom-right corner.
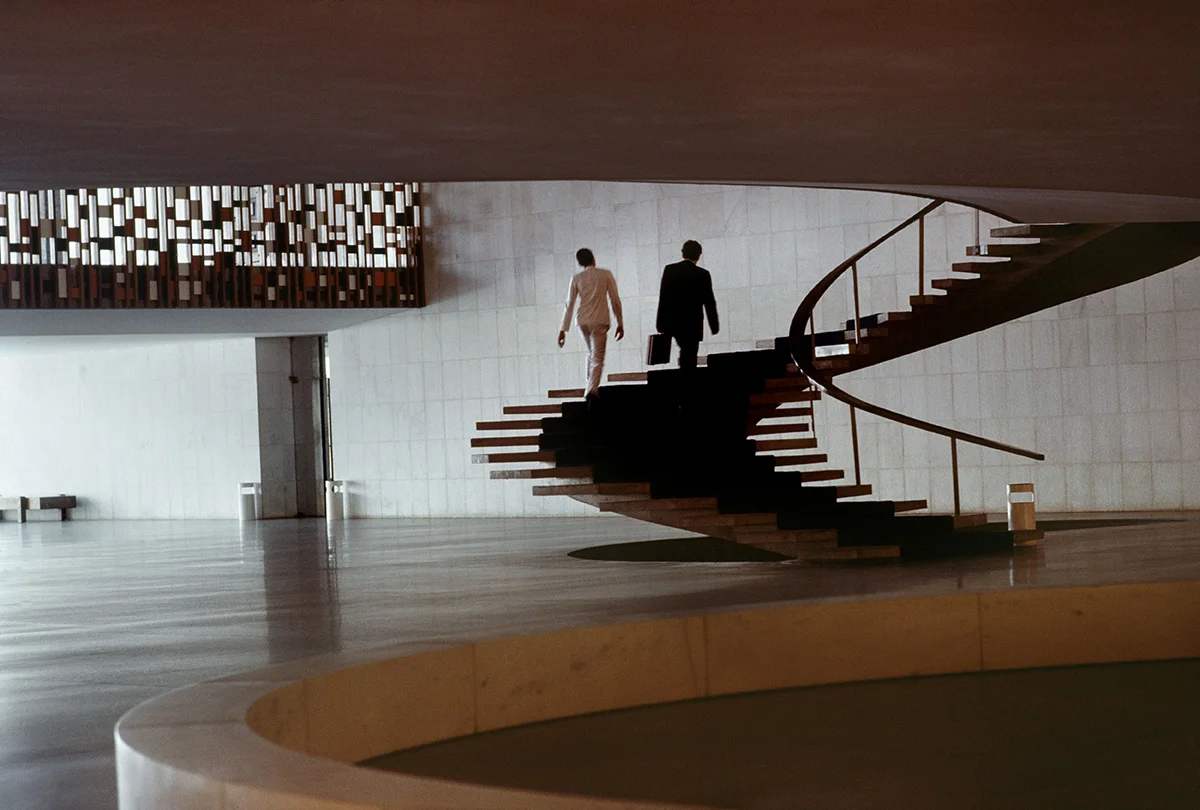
[
  {"x1": 990, "y1": 223, "x2": 1110, "y2": 239},
  {"x1": 607, "y1": 371, "x2": 648, "y2": 382},
  {"x1": 835, "y1": 484, "x2": 873, "y2": 498},
  {"x1": 749, "y1": 390, "x2": 821, "y2": 405},
  {"x1": 967, "y1": 243, "x2": 1042, "y2": 258},
  {"x1": 503, "y1": 404, "x2": 561, "y2": 415},
  {"x1": 951, "y1": 260, "x2": 1012, "y2": 274},
  {"x1": 489, "y1": 466, "x2": 592, "y2": 480},
  {"x1": 476, "y1": 419, "x2": 542, "y2": 431},
  {"x1": 599, "y1": 497, "x2": 718, "y2": 512},
  {"x1": 747, "y1": 405, "x2": 813, "y2": 420},
  {"x1": 930, "y1": 277, "x2": 984, "y2": 292},
  {"x1": 471, "y1": 450, "x2": 555, "y2": 464},
  {"x1": 756, "y1": 437, "x2": 818, "y2": 451},
  {"x1": 798, "y1": 469, "x2": 845, "y2": 483},
  {"x1": 533, "y1": 482, "x2": 650, "y2": 497},
  {"x1": 773, "y1": 453, "x2": 829, "y2": 468},
  {"x1": 747, "y1": 422, "x2": 811, "y2": 436},
  {"x1": 548, "y1": 388, "x2": 586, "y2": 399},
  {"x1": 470, "y1": 435, "x2": 541, "y2": 448},
  {"x1": 892, "y1": 499, "x2": 929, "y2": 513}
]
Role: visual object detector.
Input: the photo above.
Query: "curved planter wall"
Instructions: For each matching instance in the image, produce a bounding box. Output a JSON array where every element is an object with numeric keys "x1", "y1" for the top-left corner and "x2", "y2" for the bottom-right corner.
[{"x1": 116, "y1": 580, "x2": 1200, "y2": 809}]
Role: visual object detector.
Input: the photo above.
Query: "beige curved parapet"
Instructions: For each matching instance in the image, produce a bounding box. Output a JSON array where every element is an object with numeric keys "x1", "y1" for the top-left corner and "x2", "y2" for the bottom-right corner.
[{"x1": 115, "y1": 581, "x2": 1200, "y2": 809}]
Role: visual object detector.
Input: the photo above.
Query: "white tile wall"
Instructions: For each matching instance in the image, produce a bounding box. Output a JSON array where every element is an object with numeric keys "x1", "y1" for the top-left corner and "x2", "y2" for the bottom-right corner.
[
  {"x1": 256, "y1": 337, "x2": 297, "y2": 519},
  {"x1": 0, "y1": 339, "x2": 261, "y2": 519},
  {"x1": 328, "y1": 181, "x2": 1200, "y2": 517}
]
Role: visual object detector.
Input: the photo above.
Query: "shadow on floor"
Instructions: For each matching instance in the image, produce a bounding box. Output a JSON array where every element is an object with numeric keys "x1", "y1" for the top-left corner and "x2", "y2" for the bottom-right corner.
[
  {"x1": 569, "y1": 537, "x2": 789, "y2": 563},
  {"x1": 571, "y1": 518, "x2": 1178, "y2": 563}
]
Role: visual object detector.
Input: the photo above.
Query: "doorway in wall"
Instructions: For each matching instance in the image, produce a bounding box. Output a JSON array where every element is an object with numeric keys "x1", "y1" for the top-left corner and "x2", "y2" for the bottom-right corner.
[{"x1": 290, "y1": 335, "x2": 328, "y2": 517}]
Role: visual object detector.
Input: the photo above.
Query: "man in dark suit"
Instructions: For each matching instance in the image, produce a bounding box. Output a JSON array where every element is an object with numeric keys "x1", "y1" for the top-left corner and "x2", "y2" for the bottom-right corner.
[{"x1": 656, "y1": 239, "x2": 720, "y2": 369}]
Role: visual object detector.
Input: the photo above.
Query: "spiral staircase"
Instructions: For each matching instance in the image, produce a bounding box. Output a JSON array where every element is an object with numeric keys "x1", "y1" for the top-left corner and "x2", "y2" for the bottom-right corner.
[{"x1": 472, "y1": 203, "x2": 1200, "y2": 561}]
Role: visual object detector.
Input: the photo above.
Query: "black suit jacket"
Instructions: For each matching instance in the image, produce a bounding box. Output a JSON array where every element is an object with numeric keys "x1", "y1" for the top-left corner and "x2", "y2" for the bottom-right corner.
[{"x1": 656, "y1": 260, "x2": 719, "y2": 341}]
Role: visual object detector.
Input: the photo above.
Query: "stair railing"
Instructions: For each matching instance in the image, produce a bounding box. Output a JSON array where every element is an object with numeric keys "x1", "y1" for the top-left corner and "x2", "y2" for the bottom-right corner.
[{"x1": 788, "y1": 198, "x2": 1043, "y2": 516}]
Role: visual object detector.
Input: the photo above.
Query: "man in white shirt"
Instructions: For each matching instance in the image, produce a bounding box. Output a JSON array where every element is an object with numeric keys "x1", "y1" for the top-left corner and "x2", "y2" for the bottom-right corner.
[{"x1": 558, "y1": 247, "x2": 625, "y2": 398}]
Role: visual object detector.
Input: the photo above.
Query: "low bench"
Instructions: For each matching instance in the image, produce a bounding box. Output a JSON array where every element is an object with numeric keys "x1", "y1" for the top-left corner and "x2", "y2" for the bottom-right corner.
[
  {"x1": 0, "y1": 495, "x2": 77, "y2": 522},
  {"x1": 28, "y1": 495, "x2": 77, "y2": 521},
  {"x1": 0, "y1": 495, "x2": 26, "y2": 523}
]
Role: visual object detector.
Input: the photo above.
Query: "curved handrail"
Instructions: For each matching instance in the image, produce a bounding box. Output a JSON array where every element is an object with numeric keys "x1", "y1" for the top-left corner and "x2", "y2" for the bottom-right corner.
[{"x1": 788, "y1": 198, "x2": 1045, "y2": 462}]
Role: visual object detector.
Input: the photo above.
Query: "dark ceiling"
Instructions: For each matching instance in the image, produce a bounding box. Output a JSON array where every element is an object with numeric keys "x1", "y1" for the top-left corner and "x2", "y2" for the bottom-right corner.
[{"x1": 2, "y1": 0, "x2": 1199, "y2": 221}]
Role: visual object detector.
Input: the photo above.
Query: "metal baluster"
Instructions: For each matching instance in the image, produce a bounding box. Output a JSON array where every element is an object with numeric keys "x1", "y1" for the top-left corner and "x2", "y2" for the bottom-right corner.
[
  {"x1": 851, "y1": 261, "x2": 861, "y2": 344},
  {"x1": 951, "y1": 437, "x2": 960, "y2": 516},
  {"x1": 850, "y1": 405, "x2": 861, "y2": 485}
]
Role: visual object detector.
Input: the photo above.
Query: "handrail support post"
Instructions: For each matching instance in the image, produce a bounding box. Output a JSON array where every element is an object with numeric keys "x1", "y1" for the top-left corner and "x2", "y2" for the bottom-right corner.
[
  {"x1": 951, "y1": 437, "x2": 960, "y2": 517},
  {"x1": 851, "y1": 262, "x2": 861, "y2": 344},
  {"x1": 918, "y1": 215, "x2": 926, "y2": 296},
  {"x1": 850, "y1": 405, "x2": 861, "y2": 486}
]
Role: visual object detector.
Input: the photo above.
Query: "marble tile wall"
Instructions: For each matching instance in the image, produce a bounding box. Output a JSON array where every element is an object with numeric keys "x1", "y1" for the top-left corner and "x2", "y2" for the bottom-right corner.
[
  {"x1": 0, "y1": 339, "x2": 262, "y2": 518},
  {"x1": 327, "y1": 181, "x2": 1200, "y2": 516},
  {"x1": 256, "y1": 337, "x2": 298, "y2": 519}
]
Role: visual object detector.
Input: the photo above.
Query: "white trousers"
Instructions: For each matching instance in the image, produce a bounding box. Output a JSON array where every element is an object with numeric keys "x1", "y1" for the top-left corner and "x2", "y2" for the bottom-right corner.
[{"x1": 579, "y1": 323, "x2": 609, "y2": 396}]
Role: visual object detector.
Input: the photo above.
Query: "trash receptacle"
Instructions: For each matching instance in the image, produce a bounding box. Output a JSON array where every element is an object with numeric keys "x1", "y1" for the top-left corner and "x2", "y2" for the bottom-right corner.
[
  {"x1": 325, "y1": 480, "x2": 344, "y2": 521},
  {"x1": 238, "y1": 482, "x2": 261, "y2": 522},
  {"x1": 1007, "y1": 483, "x2": 1035, "y2": 531}
]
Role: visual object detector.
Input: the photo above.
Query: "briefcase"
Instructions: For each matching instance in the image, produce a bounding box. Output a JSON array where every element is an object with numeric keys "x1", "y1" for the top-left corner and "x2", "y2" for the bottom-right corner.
[{"x1": 646, "y1": 333, "x2": 671, "y2": 365}]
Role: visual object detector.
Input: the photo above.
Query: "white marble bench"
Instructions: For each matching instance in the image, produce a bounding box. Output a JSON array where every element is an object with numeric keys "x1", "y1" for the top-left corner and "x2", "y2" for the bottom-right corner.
[{"x1": 0, "y1": 495, "x2": 26, "y2": 522}]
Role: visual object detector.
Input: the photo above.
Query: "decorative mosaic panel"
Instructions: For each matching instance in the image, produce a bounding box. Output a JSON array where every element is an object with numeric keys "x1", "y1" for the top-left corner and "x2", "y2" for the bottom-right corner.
[{"x1": 0, "y1": 183, "x2": 423, "y2": 309}]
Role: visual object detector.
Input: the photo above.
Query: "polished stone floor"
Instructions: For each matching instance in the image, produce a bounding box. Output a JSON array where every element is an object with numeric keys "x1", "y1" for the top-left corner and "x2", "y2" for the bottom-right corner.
[
  {"x1": 1, "y1": 513, "x2": 1199, "y2": 810},
  {"x1": 370, "y1": 660, "x2": 1200, "y2": 809}
]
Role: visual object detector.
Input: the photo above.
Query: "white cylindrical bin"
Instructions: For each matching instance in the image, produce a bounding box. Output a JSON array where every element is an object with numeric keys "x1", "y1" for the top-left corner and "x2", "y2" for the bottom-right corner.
[
  {"x1": 1007, "y1": 483, "x2": 1036, "y2": 531},
  {"x1": 325, "y1": 480, "x2": 344, "y2": 521},
  {"x1": 238, "y1": 482, "x2": 261, "y2": 522}
]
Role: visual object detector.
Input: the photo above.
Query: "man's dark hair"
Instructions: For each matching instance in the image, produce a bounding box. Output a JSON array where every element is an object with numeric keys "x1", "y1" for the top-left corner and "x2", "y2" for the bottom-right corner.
[
  {"x1": 681, "y1": 240, "x2": 702, "y2": 261},
  {"x1": 576, "y1": 247, "x2": 595, "y2": 267}
]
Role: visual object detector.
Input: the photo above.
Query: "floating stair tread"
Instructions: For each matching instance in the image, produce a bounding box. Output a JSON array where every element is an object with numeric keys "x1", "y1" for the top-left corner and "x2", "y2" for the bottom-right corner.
[
  {"x1": 844, "y1": 311, "x2": 911, "y2": 330},
  {"x1": 747, "y1": 422, "x2": 811, "y2": 436},
  {"x1": 548, "y1": 388, "x2": 586, "y2": 399},
  {"x1": 892, "y1": 499, "x2": 929, "y2": 513},
  {"x1": 773, "y1": 453, "x2": 829, "y2": 468},
  {"x1": 990, "y1": 223, "x2": 1109, "y2": 238},
  {"x1": 764, "y1": 376, "x2": 816, "y2": 391},
  {"x1": 835, "y1": 484, "x2": 873, "y2": 498},
  {"x1": 599, "y1": 497, "x2": 718, "y2": 512},
  {"x1": 476, "y1": 419, "x2": 542, "y2": 431},
  {"x1": 503, "y1": 404, "x2": 562, "y2": 415},
  {"x1": 749, "y1": 390, "x2": 821, "y2": 405},
  {"x1": 607, "y1": 371, "x2": 648, "y2": 382},
  {"x1": 533, "y1": 482, "x2": 650, "y2": 497},
  {"x1": 490, "y1": 466, "x2": 592, "y2": 480},
  {"x1": 798, "y1": 469, "x2": 845, "y2": 483},
  {"x1": 471, "y1": 450, "x2": 555, "y2": 464},
  {"x1": 470, "y1": 435, "x2": 541, "y2": 448},
  {"x1": 967, "y1": 243, "x2": 1042, "y2": 258},
  {"x1": 747, "y1": 405, "x2": 814, "y2": 420},
  {"x1": 679, "y1": 512, "x2": 777, "y2": 528},
  {"x1": 930, "y1": 277, "x2": 985, "y2": 291},
  {"x1": 756, "y1": 437, "x2": 819, "y2": 451},
  {"x1": 910, "y1": 294, "x2": 947, "y2": 307},
  {"x1": 951, "y1": 260, "x2": 1013, "y2": 274}
]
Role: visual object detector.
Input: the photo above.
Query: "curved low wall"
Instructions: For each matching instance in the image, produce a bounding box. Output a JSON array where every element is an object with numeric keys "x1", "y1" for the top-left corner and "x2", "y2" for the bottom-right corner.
[{"x1": 115, "y1": 580, "x2": 1200, "y2": 809}]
